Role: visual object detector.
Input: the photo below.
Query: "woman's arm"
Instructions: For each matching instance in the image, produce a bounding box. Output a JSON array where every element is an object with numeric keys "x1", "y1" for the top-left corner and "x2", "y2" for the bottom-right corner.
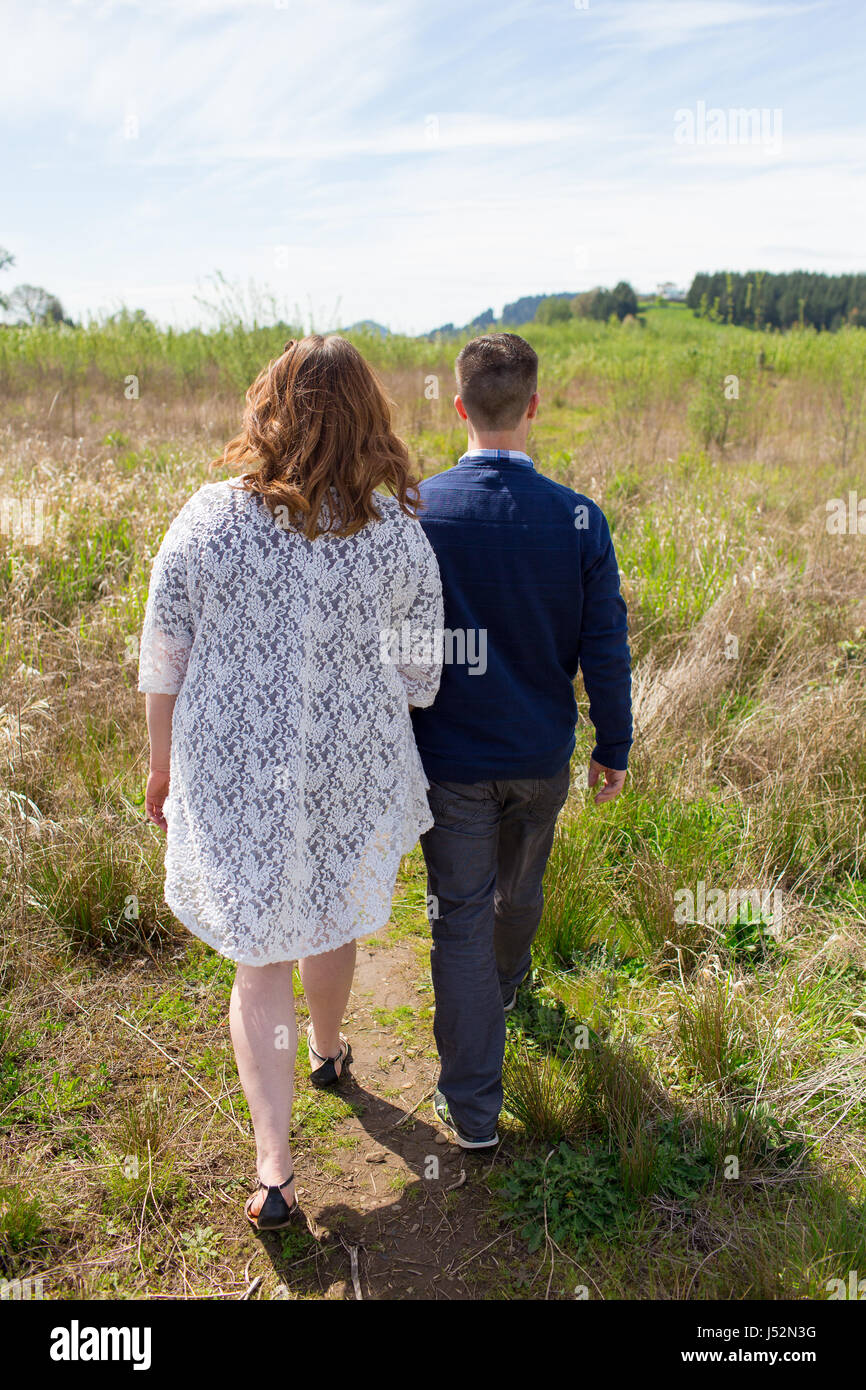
[
  {"x1": 145, "y1": 692, "x2": 177, "y2": 830},
  {"x1": 139, "y1": 500, "x2": 199, "y2": 830}
]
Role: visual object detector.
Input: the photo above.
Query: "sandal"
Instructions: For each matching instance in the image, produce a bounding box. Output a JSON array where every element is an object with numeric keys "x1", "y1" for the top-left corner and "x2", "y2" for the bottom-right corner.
[
  {"x1": 244, "y1": 1172, "x2": 299, "y2": 1231},
  {"x1": 307, "y1": 1025, "x2": 351, "y2": 1088}
]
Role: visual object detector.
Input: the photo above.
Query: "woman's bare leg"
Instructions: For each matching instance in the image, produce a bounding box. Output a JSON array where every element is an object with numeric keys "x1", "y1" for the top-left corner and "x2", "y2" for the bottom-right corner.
[
  {"x1": 229, "y1": 961, "x2": 297, "y2": 1217},
  {"x1": 299, "y1": 939, "x2": 357, "y2": 1076}
]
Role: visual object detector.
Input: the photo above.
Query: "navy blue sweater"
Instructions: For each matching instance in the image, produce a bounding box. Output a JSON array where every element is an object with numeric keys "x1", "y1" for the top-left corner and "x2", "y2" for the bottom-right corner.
[{"x1": 410, "y1": 451, "x2": 632, "y2": 782}]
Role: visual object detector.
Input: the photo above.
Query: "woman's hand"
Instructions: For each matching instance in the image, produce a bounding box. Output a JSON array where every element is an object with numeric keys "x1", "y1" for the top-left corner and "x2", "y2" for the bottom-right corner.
[{"x1": 146, "y1": 769, "x2": 171, "y2": 830}]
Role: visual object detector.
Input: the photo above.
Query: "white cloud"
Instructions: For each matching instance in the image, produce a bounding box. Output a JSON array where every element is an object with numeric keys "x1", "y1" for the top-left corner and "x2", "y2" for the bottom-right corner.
[
  {"x1": 591, "y1": 0, "x2": 825, "y2": 50},
  {"x1": 130, "y1": 115, "x2": 594, "y2": 165},
  {"x1": 3, "y1": 0, "x2": 862, "y2": 334},
  {"x1": 0, "y1": 0, "x2": 412, "y2": 135}
]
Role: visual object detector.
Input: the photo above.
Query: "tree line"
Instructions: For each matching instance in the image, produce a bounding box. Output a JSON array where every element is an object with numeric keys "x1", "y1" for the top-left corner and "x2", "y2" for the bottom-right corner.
[
  {"x1": 687, "y1": 270, "x2": 866, "y2": 332},
  {"x1": 533, "y1": 283, "x2": 640, "y2": 325},
  {"x1": 428, "y1": 284, "x2": 641, "y2": 336}
]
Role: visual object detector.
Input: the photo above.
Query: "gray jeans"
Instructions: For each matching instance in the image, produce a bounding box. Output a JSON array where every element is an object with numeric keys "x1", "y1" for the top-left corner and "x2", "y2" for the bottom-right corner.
[{"x1": 419, "y1": 763, "x2": 571, "y2": 1139}]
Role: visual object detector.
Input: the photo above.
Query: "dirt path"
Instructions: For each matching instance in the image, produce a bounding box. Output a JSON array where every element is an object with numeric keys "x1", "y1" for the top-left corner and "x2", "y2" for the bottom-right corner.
[{"x1": 243, "y1": 937, "x2": 519, "y2": 1300}]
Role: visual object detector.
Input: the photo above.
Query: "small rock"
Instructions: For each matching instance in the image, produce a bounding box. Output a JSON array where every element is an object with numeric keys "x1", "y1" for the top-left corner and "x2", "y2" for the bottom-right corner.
[
  {"x1": 325, "y1": 1280, "x2": 349, "y2": 1300},
  {"x1": 365, "y1": 1151, "x2": 387, "y2": 1163},
  {"x1": 434, "y1": 1132, "x2": 450, "y2": 1144}
]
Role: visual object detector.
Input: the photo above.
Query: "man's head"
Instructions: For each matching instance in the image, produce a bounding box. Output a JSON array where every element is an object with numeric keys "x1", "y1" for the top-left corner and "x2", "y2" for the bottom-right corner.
[{"x1": 454, "y1": 333, "x2": 539, "y2": 443}]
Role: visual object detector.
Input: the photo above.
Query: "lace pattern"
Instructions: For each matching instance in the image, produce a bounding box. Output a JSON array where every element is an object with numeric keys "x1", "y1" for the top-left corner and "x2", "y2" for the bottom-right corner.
[{"x1": 139, "y1": 481, "x2": 443, "y2": 962}]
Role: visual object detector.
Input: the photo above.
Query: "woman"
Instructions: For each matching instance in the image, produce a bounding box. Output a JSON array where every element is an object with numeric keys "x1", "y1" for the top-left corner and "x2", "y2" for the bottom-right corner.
[{"x1": 139, "y1": 335, "x2": 443, "y2": 1229}]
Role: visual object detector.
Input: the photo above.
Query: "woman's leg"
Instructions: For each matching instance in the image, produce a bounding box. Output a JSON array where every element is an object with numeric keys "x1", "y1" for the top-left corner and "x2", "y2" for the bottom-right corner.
[
  {"x1": 229, "y1": 961, "x2": 297, "y2": 1217},
  {"x1": 299, "y1": 939, "x2": 357, "y2": 1076}
]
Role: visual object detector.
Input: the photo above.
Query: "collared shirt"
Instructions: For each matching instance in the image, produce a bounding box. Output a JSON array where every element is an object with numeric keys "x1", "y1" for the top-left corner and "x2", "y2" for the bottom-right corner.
[{"x1": 457, "y1": 448, "x2": 534, "y2": 468}]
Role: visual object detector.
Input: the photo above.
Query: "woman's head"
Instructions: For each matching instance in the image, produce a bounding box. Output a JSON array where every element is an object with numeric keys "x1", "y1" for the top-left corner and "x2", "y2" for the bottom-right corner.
[{"x1": 216, "y1": 334, "x2": 419, "y2": 538}]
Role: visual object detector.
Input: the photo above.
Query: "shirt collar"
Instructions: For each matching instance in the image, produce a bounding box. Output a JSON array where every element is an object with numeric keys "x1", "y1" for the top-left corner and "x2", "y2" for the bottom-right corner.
[{"x1": 457, "y1": 448, "x2": 535, "y2": 468}]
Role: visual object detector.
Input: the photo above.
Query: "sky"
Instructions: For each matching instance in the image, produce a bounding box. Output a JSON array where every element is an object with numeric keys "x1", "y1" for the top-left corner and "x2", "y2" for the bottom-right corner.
[{"x1": 2, "y1": 0, "x2": 865, "y2": 335}]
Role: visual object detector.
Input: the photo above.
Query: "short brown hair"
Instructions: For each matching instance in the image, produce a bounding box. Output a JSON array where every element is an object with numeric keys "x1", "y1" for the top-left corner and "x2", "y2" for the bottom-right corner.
[
  {"x1": 455, "y1": 333, "x2": 538, "y2": 430},
  {"x1": 213, "y1": 334, "x2": 420, "y2": 539}
]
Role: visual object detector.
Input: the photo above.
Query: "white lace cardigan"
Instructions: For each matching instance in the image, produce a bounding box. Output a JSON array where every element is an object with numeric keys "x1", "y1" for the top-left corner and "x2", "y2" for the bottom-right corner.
[{"x1": 138, "y1": 480, "x2": 443, "y2": 963}]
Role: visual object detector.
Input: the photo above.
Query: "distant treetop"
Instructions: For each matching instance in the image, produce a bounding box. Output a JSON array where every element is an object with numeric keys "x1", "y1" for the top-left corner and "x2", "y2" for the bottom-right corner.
[{"x1": 687, "y1": 270, "x2": 866, "y2": 331}]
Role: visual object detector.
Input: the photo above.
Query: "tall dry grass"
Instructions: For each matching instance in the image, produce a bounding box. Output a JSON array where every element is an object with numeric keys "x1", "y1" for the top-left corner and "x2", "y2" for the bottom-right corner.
[{"x1": 1, "y1": 306, "x2": 864, "y2": 1297}]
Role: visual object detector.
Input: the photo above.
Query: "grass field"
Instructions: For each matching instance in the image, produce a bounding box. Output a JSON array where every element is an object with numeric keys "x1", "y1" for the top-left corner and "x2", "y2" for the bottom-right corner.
[{"x1": 1, "y1": 303, "x2": 865, "y2": 1299}]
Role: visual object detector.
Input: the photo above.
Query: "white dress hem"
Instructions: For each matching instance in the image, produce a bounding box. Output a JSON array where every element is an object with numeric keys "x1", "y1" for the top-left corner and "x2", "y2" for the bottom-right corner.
[{"x1": 164, "y1": 817, "x2": 432, "y2": 965}]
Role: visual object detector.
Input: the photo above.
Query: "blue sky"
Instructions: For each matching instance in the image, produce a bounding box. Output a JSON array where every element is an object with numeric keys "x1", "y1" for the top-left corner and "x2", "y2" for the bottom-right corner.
[{"x1": 2, "y1": 0, "x2": 864, "y2": 334}]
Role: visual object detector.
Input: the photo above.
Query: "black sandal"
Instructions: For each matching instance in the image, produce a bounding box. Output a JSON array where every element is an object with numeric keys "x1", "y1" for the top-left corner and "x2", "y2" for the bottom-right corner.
[
  {"x1": 244, "y1": 1172, "x2": 299, "y2": 1230},
  {"x1": 307, "y1": 1025, "x2": 351, "y2": 1088}
]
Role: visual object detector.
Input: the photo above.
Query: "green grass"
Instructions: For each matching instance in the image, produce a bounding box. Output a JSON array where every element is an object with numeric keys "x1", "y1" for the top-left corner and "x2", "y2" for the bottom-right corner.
[
  {"x1": 0, "y1": 1181, "x2": 44, "y2": 1270},
  {"x1": 292, "y1": 1088, "x2": 363, "y2": 1138},
  {"x1": 1, "y1": 301, "x2": 865, "y2": 1299},
  {"x1": 25, "y1": 820, "x2": 175, "y2": 956},
  {"x1": 1, "y1": 294, "x2": 864, "y2": 403}
]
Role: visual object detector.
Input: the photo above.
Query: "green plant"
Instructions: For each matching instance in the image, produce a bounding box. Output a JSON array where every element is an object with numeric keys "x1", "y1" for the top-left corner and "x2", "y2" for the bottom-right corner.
[
  {"x1": 503, "y1": 1040, "x2": 587, "y2": 1144},
  {"x1": 503, "y1": 1142, "x2": 632, "y2": 1253},
  {"x1": 180, "y1": 1224, "x2": 223, "y2": 1268},
  {"x1": 503, "y1": 1115, "x2": 716, "y2": 1256},
  {"x1": 534, "y1": 821, "x2": 613, "y2": 966},
  {"x1": 100, "y1": 1088, "x2": 186, "y2": 1218},
  {"x1": 676, "y1": 980, "x2": 755, "y2": 1095}
]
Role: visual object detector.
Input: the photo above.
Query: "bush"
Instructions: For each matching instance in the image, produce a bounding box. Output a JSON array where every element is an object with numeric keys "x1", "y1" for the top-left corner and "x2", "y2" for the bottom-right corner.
[{"x1": 534, "y1": 297, "x2": 572, "y2": 325}]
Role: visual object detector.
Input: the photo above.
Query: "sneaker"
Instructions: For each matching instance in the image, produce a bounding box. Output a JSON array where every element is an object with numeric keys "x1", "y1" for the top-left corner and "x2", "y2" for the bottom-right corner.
[
  {"x1": 433, "y1": 1090, "x2": 499, "y2": 1149},
  {"x1": 503, "y1": 989, "x2": 518, "y2": 1013}
]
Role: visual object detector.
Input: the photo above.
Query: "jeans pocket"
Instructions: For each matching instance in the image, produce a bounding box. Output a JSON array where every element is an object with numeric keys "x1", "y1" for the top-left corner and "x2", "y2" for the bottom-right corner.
[
  {"x1": 426, "y1": 779, "x2": 497, "y2": 833},
  {"x1": 528, "y1": 762, "x2": 571, "y2": 819}
]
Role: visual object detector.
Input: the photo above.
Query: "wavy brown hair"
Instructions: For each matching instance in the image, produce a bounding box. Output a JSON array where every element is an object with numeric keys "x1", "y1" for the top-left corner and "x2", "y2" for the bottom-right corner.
[{"x1": 213, "y1": 334, "x2": 420, "y2": 539}]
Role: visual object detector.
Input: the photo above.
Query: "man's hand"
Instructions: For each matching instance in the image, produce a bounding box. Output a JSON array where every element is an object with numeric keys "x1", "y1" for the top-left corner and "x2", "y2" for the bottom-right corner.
[
  {"x1": 146, "y1": 769, "x2": 171, "y2": 830},
  {"x1": 588, "y1": 759, "x2": 627, "y2": 805}
]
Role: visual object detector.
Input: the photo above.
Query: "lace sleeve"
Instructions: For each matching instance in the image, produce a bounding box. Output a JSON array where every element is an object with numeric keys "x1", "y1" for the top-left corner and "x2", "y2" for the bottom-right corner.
[
  {"x1": 391, "y1": 520, "x2": 444, "y2": 708},
  {"x1": 138, "y1": 506, "x2": 196, "y2": 695}
]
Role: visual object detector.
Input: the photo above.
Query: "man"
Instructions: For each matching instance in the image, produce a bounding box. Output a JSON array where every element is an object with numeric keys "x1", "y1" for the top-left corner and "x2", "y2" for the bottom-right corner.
[{"x1": 411, "y1": 332, "x2": 632, "y2": 1148}]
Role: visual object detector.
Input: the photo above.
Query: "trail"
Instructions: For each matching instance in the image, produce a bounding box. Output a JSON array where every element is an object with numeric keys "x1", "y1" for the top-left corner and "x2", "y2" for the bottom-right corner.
[{"x1": 242, "y1": 937, "x2": 516, "y2": 1300}]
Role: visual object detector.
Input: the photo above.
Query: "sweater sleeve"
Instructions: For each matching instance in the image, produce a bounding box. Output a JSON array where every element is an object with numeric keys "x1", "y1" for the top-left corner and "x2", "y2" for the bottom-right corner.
[{"x1": 578, "y1": 507, "x2": 633, "y2": 771}]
